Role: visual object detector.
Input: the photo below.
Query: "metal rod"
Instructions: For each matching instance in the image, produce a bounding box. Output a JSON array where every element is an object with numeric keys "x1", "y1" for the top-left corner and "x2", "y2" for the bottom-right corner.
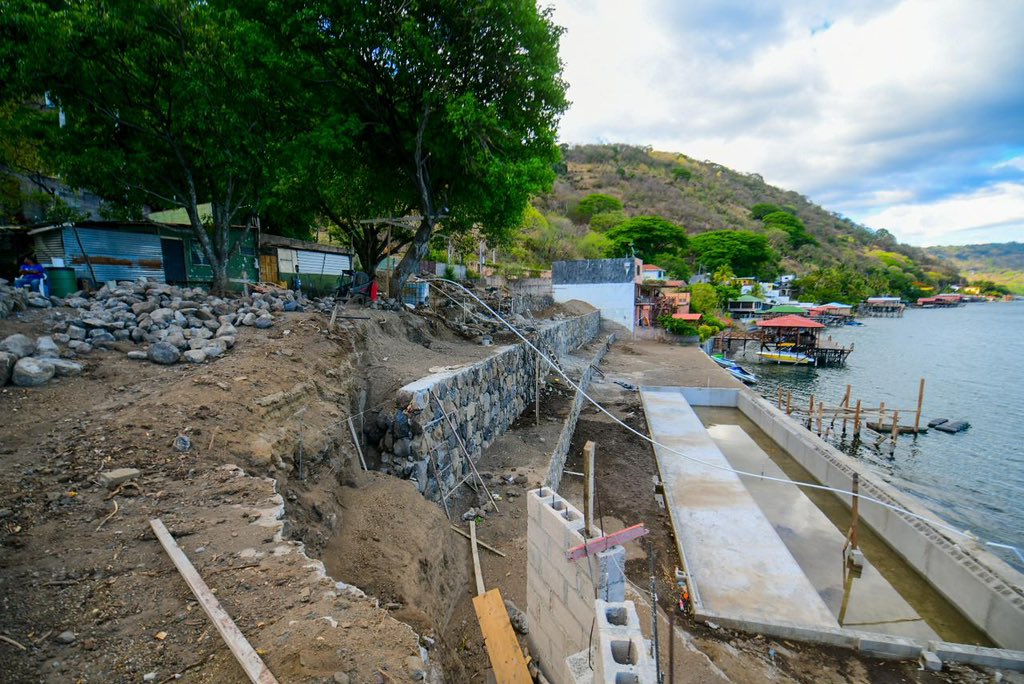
[{"x1": 648, "y1": 540, "x2": 661, "y2": 683}]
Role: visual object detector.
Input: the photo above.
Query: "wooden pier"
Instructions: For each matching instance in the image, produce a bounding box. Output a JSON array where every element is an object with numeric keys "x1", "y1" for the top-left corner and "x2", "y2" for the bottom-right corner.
[{"x1": 858, "y1": 298, "x2": 905, "y2": 317}]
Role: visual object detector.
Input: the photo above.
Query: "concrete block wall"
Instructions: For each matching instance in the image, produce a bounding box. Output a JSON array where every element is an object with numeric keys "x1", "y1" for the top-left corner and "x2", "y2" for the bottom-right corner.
[
  {"x1": 545, "y1": 333, "x2": 616, "y2": 492},
  {"x1": 527, "y1": 487, "x2": 626, "y2": 684},
  {"x1": 736, "y1": 390, "x2": 1024, "y2": 650},
  {"x1": 371, "y1": 312, "x2": 600, "y2": 499},
  {"x1": 593, "y1": 600, "x2": 656, "y2": 684}
]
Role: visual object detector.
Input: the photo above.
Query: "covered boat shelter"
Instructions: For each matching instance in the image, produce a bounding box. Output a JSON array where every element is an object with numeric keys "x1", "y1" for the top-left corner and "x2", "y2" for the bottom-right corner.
[{"x1": 756, "y1": 314, "x2": 853, "y2": 366}]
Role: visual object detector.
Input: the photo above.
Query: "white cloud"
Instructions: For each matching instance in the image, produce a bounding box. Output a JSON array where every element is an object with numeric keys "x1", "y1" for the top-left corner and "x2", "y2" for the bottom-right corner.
[
  {"x1": 854, "y1": 182, "x2": 1024, "y2": 245},
  {"x1": 549, "y1": 0, "x2": 1024, "y2": 245}
]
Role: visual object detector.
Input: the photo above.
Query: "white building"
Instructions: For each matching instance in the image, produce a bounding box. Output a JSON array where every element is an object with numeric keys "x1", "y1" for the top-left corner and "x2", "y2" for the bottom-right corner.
[{"x1": 552, "y1": 258, "x2": 641, "y2": 332}]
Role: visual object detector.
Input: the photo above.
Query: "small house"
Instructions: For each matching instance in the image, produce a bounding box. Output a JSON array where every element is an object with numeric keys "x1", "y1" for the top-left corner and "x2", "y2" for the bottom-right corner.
[
  {"x1": 641, "y1": 264, "x2": 667, "y2": 281},
  {"x1": 258, "y1": 233, "x2": 354, "y2": 295},
  {"x1": 727, "y1": 294, "x2": 766, "y2": 319},
  {"x1": 552, "y1": 257, "x2": 642, "y2": 331}
]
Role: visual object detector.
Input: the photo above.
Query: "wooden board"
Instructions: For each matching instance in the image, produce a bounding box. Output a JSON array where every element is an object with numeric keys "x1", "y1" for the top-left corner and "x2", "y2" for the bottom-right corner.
[
  {"x1": 258, "y1": 254, "x2": 278, "y2": 285},
  {"x1": 472, "y1": 588, "x2": 531, "y2": 684}
]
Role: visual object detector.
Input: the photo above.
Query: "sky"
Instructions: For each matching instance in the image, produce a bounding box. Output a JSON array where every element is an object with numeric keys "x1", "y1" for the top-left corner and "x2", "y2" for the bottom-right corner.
[{"x1": 548, "y1": 0, "x2": 1024, "y2": 247}]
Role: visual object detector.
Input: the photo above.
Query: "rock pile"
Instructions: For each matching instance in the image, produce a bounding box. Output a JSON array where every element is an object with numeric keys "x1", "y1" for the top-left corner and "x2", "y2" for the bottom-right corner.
[
  {"x1": 0, "y1": 279, "x2": 56, "y2": 318},
  {"x1": 44, "y1": 279, "x2": 298, "y2": 365},
  {"x1": 0, "y1": 333, "x2": 83, "y2": 387}
]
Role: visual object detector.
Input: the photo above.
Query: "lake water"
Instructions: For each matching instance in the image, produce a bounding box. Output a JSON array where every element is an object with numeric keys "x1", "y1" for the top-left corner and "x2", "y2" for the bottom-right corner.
[{"x1": 731, "y1": 302, "x2": 1024, "y2": 570}]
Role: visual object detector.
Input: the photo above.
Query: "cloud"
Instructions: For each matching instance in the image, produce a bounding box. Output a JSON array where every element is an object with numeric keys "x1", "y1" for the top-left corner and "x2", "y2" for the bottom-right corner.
[
  {"x1": 549, "y1": 0, "x2": 1024, "y2": 245},
  {"x1": 853, "y1": 182, "x2": 1024, "y2": 245}
]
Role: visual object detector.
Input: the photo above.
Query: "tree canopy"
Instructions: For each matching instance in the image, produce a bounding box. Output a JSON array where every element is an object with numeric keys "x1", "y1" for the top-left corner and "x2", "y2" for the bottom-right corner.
[
  {"x1": 689, "y1": 230, "x2": 776, "y2": 277},
  {"x1": 571, "y1": 193, "x2": 623, "y2": 224},
  {"x1": 604, "y1": 215, "x2": 688, "y2": 264}
]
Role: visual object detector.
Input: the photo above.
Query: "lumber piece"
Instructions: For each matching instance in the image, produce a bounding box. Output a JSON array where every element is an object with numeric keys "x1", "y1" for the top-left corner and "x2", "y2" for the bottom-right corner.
[
  {"x1": 567, "y1": 523, "x2": 649, "y2": 562},
  {"x1": 450, "y1": 525, "x2": 507, "y2": 557},
  {"x1": 347, "y1": 417, "x2": 368, "y2": 471},
  {"x1": 149, "y1": 519, "x2": 279, "y2": 684},
  {"x1": 473, "y1": 588, "x2": 532, "y2": 684},
  {"x1": 470, "y1": 520, "x2": 486, "y2": 597}
]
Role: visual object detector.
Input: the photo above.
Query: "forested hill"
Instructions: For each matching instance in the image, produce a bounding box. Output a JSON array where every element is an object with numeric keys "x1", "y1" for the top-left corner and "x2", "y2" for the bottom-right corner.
[
  {"x1": 510, "y1": 143, "x2": 961, "y2": 301},
  {"x1": 924, "y1": 243, "x2": 1024, "y2": 294}
]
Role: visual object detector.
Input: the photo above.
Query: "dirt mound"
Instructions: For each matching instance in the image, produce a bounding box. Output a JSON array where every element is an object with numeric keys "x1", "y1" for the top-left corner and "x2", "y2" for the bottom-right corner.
[
  {"x1": 322, "y1": 472, "x2": 466, "y2": 635},
  {"x1": 534, "y1": 299, "x2": 596, "y2": 318}
]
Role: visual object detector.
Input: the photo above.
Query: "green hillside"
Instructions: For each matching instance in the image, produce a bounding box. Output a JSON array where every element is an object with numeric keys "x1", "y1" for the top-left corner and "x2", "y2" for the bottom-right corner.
[
  {"x1": 499, "y1": 143, "x2": 962, "y2": 302},
  {"x1": 925, "y1": 243, "x2": 1024, "y2": 294}
]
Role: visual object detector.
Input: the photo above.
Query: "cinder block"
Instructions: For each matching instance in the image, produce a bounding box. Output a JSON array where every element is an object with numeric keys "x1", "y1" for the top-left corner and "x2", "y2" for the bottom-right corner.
[
  {"x1": 857, "y1": 634, "x2": 921, "y2": 660},
  {"x1": 920, "y1": 650, "x2": 942, "y2": 672},
  {"x1": 595, "y1": 599, "x2": 642, "y2": 633}
]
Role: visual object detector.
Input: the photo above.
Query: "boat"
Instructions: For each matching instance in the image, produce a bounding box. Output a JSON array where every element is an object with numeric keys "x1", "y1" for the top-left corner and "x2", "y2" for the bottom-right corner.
[
  {"x1": 845, "y1": 320, "x2": 864, "y2": 326},
  {"x1": 756, "y1": 350, "x2": 814, "y2": 365},
  {"x1": 727, "y1": 364, "x2": 758, "y2": 384},
  {"x1": 709, "y1": 353, "x2": 737, "y2": 369}
]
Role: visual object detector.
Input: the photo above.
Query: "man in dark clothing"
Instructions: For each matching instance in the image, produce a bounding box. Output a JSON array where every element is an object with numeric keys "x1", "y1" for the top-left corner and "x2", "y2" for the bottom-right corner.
[{"x1": 14, "y1": 255, "x2": 45, "y2": 291}]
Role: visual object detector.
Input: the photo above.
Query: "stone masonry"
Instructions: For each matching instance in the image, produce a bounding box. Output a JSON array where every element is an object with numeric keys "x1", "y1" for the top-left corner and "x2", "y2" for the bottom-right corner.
[{"x1": 372, "y1": 312, "x2": 600, "y2": 499}]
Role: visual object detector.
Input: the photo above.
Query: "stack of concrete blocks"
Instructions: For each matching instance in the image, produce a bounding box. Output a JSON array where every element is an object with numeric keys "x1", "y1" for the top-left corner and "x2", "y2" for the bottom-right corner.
[
  {"x1": 528, "y1": 487, "x2": 642, "y2": 684},
  {"x1": 592, "y1": 599, "x2": 656, "y2": 684},
  {"x1": 373, "y1": 312, "x2": 600, "y2": 499}
]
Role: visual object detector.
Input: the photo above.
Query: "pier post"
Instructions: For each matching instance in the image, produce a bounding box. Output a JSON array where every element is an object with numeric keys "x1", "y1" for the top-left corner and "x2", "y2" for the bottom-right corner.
[
  {"x1": 890, "y1": 410, "x2": 900, "y2": 450},
  {"x1": 777, "y1": 387, "x2": 783, "y2": 409},
  {"x1": 914, "y1": 378, "x2": 926, "y2": 432},
  {"x1": 878, "y1": 401, "x2": 886, "y2": 430},
  {"x1": 853, "y1": 399, "x2": 862, "y2": 436},
  {"x1": 808, "y1": 395, "x2": 815, "y2": 429},
  {"x1": 842, "y1": 385, "x2": 851, "y2": 436},
  {"x1": 786, "y1": 391, "x2": 792, "y2": 415},
  {"x1": 850, "y1": 473, "x2": 860, "y2": 550},
  {"x1": 817, "y1": 402, "x2": 824, "y2": 436}
]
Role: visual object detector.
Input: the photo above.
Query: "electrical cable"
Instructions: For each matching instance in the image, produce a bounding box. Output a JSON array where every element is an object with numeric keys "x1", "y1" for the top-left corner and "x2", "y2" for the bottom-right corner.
[{"x1": 426, "y1": 278, "x2": 1023, "y2": 563}]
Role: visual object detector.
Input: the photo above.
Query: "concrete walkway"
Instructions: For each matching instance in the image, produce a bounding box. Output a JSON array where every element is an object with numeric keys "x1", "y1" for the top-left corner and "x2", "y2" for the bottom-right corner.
[{"x1": 639, "y1": 385, "x2": 837, "y2": 629}]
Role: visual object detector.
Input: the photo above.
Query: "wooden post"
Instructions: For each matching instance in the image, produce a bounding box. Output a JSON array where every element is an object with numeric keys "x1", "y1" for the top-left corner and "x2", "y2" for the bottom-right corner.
[
  {"x1": 890, "y1": 410, "x2": 900, "y2": 446},
  {"x1": 878, "y1": 401, "x2": 886, "y2": 430},
  {"x1": 817, "y1": 402, "x2": 824, "y2": 436},
  {"x1": 535, "y1": 352, "x2": 541, "y2": 427},
  {"x1": 470, "y1": 520, "x2": 486, "y2": 596},
  {"x1": 842, "y1": 385, "x2": 851, "y2": 435},
  {"x1": 853, "y1": 399, "x2": 862, "y2": 436},
  {"x1": 914, "y1": 378, "x2": 926, "y2": 432},
  {"x1": 583, "y1": 441, "x2": 596, "y2": 538},
  {"x1": 786, "y1": 391, "x2": 792, "y2": 415},
  {"x1": 808, "y1": 394, "x2": 815, "y2": 429},
  {"x1": 777, "y1": 386, "x2": 783, "y2": 409},
  {"x1": 850, "y1": 473, "x2": 860, "y2": 550}
]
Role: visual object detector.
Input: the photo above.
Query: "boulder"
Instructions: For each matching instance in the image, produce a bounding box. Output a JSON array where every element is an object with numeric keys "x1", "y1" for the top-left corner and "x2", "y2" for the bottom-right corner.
[
  {"x1": 35, "y1": 336, "x2": 61, "y2": 358},
  {"x1": 255, "y1": 314, "x2": 273, "y2": 329},
  {"x1": 0, "y1": 351, "x2": 15, "y2": 385},
  {"x1": 215, "y1": 323, "x2": 237, "y2": 338},
  {"x1": 183, "y1": 349, "x2": 207, "y2": 364},
  {"x1": 12, "y1": 357, "x2": 55, "y2": 386},
  {"x1": 166, "y1": 331, "x2": 188, "y2": 350},
  {"x1": 148, "y1": 342, "x2": 180, "y2": 365},
  {"x1": 132, "y1": 300, "x2": 158, "y2": 316},
  {"x1": 1, "y1": 333, "x2": 35, "y2": 359},
  {"x1": 49, "y1": 359, "x2": 83, "y2": 377},
  {"x1": 242, "y1": 312, "x2": 257, "y2": 326},
  {"x1": 127, "y1": 350, "x2": 149, "y2": 360},
  {"x1": 202, "y1": 339, "x2": 227, "y2": 358}
]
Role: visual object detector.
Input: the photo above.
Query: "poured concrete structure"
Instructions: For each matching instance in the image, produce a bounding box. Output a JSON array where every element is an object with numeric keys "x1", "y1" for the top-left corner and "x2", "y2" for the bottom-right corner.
[{"x1": 638, "y1": 386, "x2": 838, "y2": 629}]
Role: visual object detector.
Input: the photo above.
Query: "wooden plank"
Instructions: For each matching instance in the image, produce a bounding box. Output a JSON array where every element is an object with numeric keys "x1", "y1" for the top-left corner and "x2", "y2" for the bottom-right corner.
[
  {"x1": 567, "y1": 523, "x2": 649, "y2": 562},
  {"x1": 470, "y1": 519, "x2": 486, "y2": 596},
  {"x1": 149, "y1": 519, "x2": 279, "y2": 684},
  {"x1": 450, "y1": 525, "x2": 506, "y2": 557},
  {"x1": 583, "y1": 441, "x2": 595, "y2": 538},
  {"x1": 473, "y1": 589, "x2": 532, "y2": 684}
]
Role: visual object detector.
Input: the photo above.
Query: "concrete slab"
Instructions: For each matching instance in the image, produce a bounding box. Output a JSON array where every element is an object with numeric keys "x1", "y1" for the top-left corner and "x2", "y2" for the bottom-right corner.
[
  {"x1": 707, "y1": 423, "x2": 940, "y2": 642},
  {"x1": 639, "y1": 386, "x2": 837, "y2": 629}
]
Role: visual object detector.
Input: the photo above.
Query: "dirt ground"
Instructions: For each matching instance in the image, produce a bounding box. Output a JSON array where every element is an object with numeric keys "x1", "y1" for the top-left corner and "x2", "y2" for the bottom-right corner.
[{"x1": 1, "y1": 298, "x2": 1017, "y2": 684}]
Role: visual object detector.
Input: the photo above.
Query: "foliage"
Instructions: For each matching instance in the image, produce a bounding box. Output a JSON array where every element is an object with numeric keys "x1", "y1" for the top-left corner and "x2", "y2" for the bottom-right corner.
[
  {"x1": 671, "y1": 167, "x2": 692, "y2": 182},
  {"x1": 604, "y1": 215, "x2": 688, "y2": 263},
  {"x1": 589, "y1": 209, "x2": 627, "y2": 232},
  {"x1": 657, "y1": 315, "x2": 698, "y2": 337},
  {"x1": 570, "y1": 193, "x2": 623, "y2": 224},
  {"x1": 794, "y1": 266, "x2": 870, "y2": 303},
  {"x1": 688, "y1": 282, "x2": 720, "y2": 315},
  {"x1": 926, "y1": 242, "x2": 1024, "y2": 294},
  {"x1": 578, "y1": 231, "x2": 612, "y2": 259},
  {"x1": 296, "y1": 0, "x2": 569, "y2": 290},
  {"x1": 760, "y1": 210, "x2": 817, "y2": 248},
  {"x1": 689, "y1": 230, "x2": 776, "y2": 278},
  {"x1": 650, "y1": 252, "x2": 691, "y2": 280}
]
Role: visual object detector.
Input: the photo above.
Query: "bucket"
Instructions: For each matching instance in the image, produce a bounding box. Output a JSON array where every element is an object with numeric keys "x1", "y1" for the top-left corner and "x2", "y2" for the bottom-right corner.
[
  {"x1": 401, "y1": 281, "x2": 430, "y2": 306},
  {"x1": 46, "y1": 267, "x2": 78, "y2": 298}
]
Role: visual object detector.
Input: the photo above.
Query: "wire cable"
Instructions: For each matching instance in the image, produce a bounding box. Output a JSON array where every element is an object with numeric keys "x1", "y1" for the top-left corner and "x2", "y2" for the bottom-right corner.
[{"x1": 426, "y1": 278, "x2": 1023, "y2": 564}]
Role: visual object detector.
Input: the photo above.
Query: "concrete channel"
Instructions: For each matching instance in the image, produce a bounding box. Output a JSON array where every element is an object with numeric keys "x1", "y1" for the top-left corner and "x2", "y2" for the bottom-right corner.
[{"x1": 639, "y1": 385, "x2": 1024, "y2": 670}]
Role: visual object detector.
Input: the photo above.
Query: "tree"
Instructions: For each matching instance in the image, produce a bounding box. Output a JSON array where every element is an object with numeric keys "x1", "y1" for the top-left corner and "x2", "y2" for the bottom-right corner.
[
  {"x1": 761, "y1": 210, "x2": 817, "y2": 248},
  {"x1": 795, "y1": 266, "x2": 869, "y2": 303},
  {"x1": 604, "y1": 215, "x2": 688, "y2": 263},
  {"x1": 689, "y1": 230, "x2": 776, "y2": 277},
  {"x1": 688, "y1": 283, "x2": 720, "y2": 315},
  {"x1": 297, "y1": 0, "x2": 568, "y2": 292},
  {"x1": 1, "y1": 0, "x2": 304, "y2": 293},
  {"x1": 570, "y1": 193, "x2": 622, "y2": 224},
  {"x1": 651, "y1": 252, "x2": 690, "y2": 280}
]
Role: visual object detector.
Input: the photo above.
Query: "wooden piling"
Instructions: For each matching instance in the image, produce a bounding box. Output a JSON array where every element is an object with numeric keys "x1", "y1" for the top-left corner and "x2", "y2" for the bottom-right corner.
[
  {"x1": 914, "y1": 378, "x2": 926, "y2": 432},
  {"x1": 878, "y1": 401, "x2": 886, "y2": 430},
  {"x1": 890, "y1": 410, "x2": 900, "y2": 446},
  {"x1": 817, "y1": 402, "x2": 824, "y2": 436},
  {"x1": 850, "y1": 473, "x2": 860, "y2": 550},
  {"x1": 842, "y1": 385, "x2": 851, "y2": 435},
  {"x1": 786, "y1": 391, "x2": 792, "y2": 415},
  {"x1": 777, "y1": 386, "x2": 783, "y2": 409},
  {"x1": 808, "y1": 395, "x2": 815, "y2": 429},
  {"x1": 853, "y1": 399, "x2": 862, "y2": 436}
]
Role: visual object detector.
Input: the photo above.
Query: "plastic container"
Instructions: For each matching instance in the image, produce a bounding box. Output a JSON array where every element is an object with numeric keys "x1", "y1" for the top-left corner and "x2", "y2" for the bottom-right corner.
[{"x1": 46, "y1": 266, "x2": 78, "y2": 298}]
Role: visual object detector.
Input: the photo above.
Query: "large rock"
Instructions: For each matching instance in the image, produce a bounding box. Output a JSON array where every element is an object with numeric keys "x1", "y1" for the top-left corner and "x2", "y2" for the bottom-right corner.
[
  {"x1": 183, "y1": 349, "x2": 207, "y2": 364},
  {"x1": 49, "y1": 359, "x2": 83, "y2": 377},
  {"x1": 215, "y1": 323, "x2": 237, "y2": 338},
  {"x1": 67, "y1": 325, "x2": 87, "y2": 341},
  {"x1": 202, "y1": 339, "x2": 227, "y2": 358},
  {"x1": 255, "y1": 314, "x2": 273, "y2": 329},
  {"x1": 165, "y1": 331, "x2": 187, "y2": 350},
  {"x1": 148, "y1": 342, "x2": 180, "y2": 365},
  {"x1": 0, "y1": 351, "x2": 15, "y2": 385},
  {"x1": 12, "y1": 357, "x2": 55, "y2": 386},
  {"x1": 1, "y1": 334, "x2": 35, "y2": 359},
  {"x1": 132, "y1": 300, "x2": 158, "y2": 316},
  {"x1": 35, "y1": 336, "x2": 61, "y2": 358}
]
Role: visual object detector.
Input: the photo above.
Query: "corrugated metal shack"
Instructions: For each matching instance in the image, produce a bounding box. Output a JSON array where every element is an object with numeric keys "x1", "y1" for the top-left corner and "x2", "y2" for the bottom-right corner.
[
  {"x1": 29, "y1": 221, "x2": 257, "y2": 289},
  {"x1": 259, "y1": 233, "x2": 353, "y2": 295}
]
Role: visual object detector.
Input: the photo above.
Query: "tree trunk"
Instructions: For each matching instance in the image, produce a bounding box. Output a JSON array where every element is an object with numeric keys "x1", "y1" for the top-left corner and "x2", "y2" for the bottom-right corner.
[
  {"x1": 390, "y1": 216, "x2": 433, "y2": 295},
  {"x1": 211, "y1": 259, "x2": 230, "y2": 295}
]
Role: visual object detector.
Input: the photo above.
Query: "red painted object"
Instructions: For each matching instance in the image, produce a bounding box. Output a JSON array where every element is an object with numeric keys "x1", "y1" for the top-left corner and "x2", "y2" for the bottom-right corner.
[{"x1": 566, "y1": 523, "x2": 649, "y2": 562}]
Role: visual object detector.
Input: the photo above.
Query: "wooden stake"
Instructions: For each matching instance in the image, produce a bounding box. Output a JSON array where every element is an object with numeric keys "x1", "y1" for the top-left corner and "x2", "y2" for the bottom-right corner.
[
  {"x1": 583, "y1": 441, "x2": 596, "y2": 538},
  {"x1": 914, "y1": 378, "x2": 926, "y2": 432},
  {"x1": 808, "y1": 394, "x2": 815, "y2": 429},
  {"x1": 850, "y1": 474, "x2": 860, "y2": 550},
  {"x1": 150, "y1": 519, "x2": 279, "y2": 684},
  {"x1": 842, "y1": 385, "x2": 851, "y2": 435},
  {"x1": 450, "y1": 525, "x2": 506, "y2": 557},
  {"x1": 891, "y1": 410, "x2": 900, "y2": 445},
  {"x1": 786, "y1": 390, "x2": 792, "y2": 415},
  {"x1": 777, "y1": 386, "x2": 783, "y2": 409},
  {"x1": 853, "y1": 399, "x2": 862, "y2": 435},
  {"x1": 817, "y1": 402, "x2": 824, "y2": 436},
  {"x1": 470, "y1": 519, "x2": 485, "y2": 596},
  {"x1": 878, "y1": 401, "x2": 886, "y2": 430},
  {"x1": 535, "y1": 353, "x2": 541, "y2": 427}
]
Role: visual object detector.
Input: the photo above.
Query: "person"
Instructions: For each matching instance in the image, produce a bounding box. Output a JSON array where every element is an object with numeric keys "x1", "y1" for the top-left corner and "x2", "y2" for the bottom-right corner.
[{"x1": 14, "y1": 255, "x2": 45, "y2": 292}]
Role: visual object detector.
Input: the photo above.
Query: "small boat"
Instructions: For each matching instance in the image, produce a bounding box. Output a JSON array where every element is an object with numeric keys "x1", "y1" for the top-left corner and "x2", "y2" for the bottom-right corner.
[
  {"x1": 727, "y1": 364, "x2": 758, "y2": 384},
  {"x1": 756, "y1": 350, "x2": 814, "y2": 365},
  {"x1": 845, "y1": 320, "x2": 864, "y2": 326},
  {"x1": 709, "y1": 353, "x2": 736, "y2": 369}
]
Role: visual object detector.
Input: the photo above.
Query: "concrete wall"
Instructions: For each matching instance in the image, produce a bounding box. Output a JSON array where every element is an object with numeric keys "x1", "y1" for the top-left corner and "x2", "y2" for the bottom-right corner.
[
  {"x1": 736, "y1": 391, "x2": 1024, "y2": 651},
  {"x1": 554, "y1": 282, "x2": 635, "y2": 332},
  {"x1": 526, "y1": 488, "x2": 627, "y2": 684},
  {"x1": 372, "y1": 312, "x2": 600, "y2": 500},
  {"x1": 592, "y1": 600, "x2": 656, "y2": 684},
  {"x1": 546, "y1": 333, "x2": 616, "y2": 492}
]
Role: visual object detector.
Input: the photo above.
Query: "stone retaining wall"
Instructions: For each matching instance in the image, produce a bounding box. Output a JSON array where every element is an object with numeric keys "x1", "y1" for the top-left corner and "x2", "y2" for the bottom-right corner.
[
  {"x1": 372, "y1": 312, "x2": 600, "y2": 499},
  {"x1": 546, "y1": 333, "x2": 616, "y2": 491}
]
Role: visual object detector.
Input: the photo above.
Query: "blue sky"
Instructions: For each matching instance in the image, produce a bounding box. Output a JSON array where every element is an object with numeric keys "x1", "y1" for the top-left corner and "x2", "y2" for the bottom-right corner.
[{"x1": 549, "y1": 0, "x2": 1024, "y2": 246}]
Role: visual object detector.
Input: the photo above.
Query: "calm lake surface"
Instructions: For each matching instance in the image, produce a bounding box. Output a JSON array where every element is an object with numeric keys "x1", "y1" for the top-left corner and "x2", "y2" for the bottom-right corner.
[{"x1": 733, "y1": 302, "x2": 1024, "y2": 570}]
